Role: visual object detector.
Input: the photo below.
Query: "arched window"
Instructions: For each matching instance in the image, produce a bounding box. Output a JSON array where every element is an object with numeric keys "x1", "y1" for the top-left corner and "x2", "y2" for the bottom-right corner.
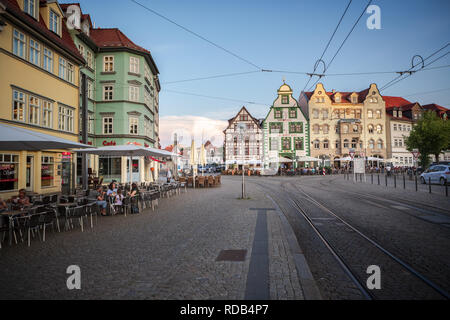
[
  {"x1": 342, "y1": 125, "x2": 349, "y2": 133},
  {"x1": 323, "y1": 124, "x2": 329, "y2": 134},
  {"x1": 377, "y1": 139, "x2": 383, "y2": 149},
  {"x1": 322, "y1": 109, "x2": 328, "y2": 119},
  {"x1": 313, "y1": 124, "x2": 320, "y2": 134},
  {"x1": 376, "y1": 110, "x2": 381, "y2": 119},
  {"x1": 313, "y1": 109, "x2": 319, "y2": 119},
  {"x1": 368, "y1": 110, "x2": 373, "y2": 119},
  {"x1": 323, "y1": 140, "x2": 329, "y2": 149},
  {"x1": 335, "y1": 140, "x2": 340, "y2": 149},
  {"x1": 369, "y1": 139, "x2": 374, "y2": 149},
  {"x1": 376, "y1": 125, "x2": 382, "y2": 134},
  {"x1": 314, "y1": 139, "x2": 320, "y2": 149},
  {"x1": 368, "y1": 124, "x2": 374, "y2": 134},
  {"x1": 351, "y1": 138, "x2": 357, "y2": 148},
  {"x1": 343, "y1": 139, "x2": 349, "y2": 148}
]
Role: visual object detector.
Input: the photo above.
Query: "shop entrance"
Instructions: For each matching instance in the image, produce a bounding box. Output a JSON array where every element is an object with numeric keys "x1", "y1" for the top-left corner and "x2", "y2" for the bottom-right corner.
[{"x1": 127, "y1": 158, "x2": 140, "y2": 182}]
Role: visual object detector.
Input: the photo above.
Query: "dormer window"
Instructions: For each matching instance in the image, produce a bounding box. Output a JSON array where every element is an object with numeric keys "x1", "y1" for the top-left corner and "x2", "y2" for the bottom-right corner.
[
  {"x1": 398, "y1": 110, "x2": 402, "y2": 118},
  {"x1": 24, "y1": 0, "x2": 37, "y2": 19},
  {"x1": 335, "y1": 96, "x2": 341, "y2": 103},
  {"x1": 393, "y1": 110, "x2": 398, "y2": 117},
  {"x1": 352, "y1": 96, "x2": 357, "y2": 104},
  {"x1": 281, "y1": 95, "x2": 289, "y2": 104},
  {"x1": 49, "y1": 10, "x2": 60, "y2": 35}
]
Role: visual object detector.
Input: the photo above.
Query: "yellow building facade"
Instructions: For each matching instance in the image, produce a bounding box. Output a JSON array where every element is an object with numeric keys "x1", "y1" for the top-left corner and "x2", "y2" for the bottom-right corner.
[{"x1": 0, "y1": 0, "x2": 84, "y2": 199}]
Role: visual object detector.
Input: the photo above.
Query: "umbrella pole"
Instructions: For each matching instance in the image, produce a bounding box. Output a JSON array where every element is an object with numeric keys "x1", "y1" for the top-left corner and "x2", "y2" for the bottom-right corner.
[{"x1": 129, "y1": 156, "x2": 132, "y2": 185}]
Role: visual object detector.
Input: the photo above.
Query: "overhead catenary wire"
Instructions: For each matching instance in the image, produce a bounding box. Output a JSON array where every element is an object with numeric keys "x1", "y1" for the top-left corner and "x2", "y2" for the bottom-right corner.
[
  {"x1": 163, "y1": 89, "x2": 268, "y2": 106},
  {"x1": 301, "y1": 0, "x2": 354, "y2": 92},
  {"x1": 306, "y1": 0, "x2": 374, "y2": 92},
  {"x1": 379, "y1": 43, "x2": 450, "y2": 91},
  {"x1": 403, "y1": 86, "x2": 450, "y2": 97},
  {"x1": 162, "y1": 71, "x2": 261, "y2": 85},
  {"x1": 130, "y1": 0, "x2": 261, "y2": 70}
]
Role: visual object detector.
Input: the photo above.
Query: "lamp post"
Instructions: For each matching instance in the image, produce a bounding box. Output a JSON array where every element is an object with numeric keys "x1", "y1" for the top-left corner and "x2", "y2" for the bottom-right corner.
[{"x1": 238, "y1": 123, "x2": 246, "y2": 199}]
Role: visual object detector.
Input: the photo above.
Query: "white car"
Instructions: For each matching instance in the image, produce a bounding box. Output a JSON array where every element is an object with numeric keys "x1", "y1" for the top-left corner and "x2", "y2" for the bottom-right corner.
[{"x1": 420, "y1": 165, "x2": 450, "y2": 185}]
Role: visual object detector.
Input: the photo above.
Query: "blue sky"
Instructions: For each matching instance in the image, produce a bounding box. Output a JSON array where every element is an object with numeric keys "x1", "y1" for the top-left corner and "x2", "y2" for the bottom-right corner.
[{"x1": 62, "y1": 0, "x2": 450, "y2": 146}]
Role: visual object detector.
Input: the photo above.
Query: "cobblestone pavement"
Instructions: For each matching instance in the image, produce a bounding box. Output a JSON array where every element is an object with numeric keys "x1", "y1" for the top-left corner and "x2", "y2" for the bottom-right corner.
[
  {"x1": 245, "y1": 175, "x2": 450, "y2": 299},
  {"x1": 0, "y1": 177, "x2": 313, "y2": 300}
]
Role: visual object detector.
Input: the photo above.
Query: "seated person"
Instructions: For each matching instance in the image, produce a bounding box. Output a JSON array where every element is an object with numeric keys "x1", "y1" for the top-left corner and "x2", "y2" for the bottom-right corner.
[
  {"x1": 128, "y1": 183, "x2": 139, "y2": 197},
  {"x1": 11, "y1": 189, "x2": 30, "y2": 208},
  {"x1": 114, "y1": 189, "x2": 124, "y2": 206},
  {"x1": 0, "y1": 198, "x2": 7, "y2": 213},
  {"x1": 95, "y1": 187, "x2": 107, "y2": 216},
  {"x1": 106, "y1": 182, "x2": 117, "y2": 197}
]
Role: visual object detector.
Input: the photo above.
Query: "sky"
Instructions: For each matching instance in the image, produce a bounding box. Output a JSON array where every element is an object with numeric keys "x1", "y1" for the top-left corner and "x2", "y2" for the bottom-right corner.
[{"x1": 61, "y1": 0, "x2": 450, "y2": 147}]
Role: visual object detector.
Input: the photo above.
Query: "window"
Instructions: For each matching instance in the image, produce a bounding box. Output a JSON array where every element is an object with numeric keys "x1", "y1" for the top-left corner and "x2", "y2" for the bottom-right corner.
[
  {"x1": 86, "y1": 51, "x2": 94, "y2": 69},
  {"x1": 398, "y1": 111, "x2": 402, "y2": 118},
  {"x1": 78, "y1": 44, "x2": 85, "y2": 58},
  {"x1": 88, "y1": 113, "x2": 94, "y2": 134},
  {"x1": 403, "y1": 125, "x2": 407, "y2": 131},
  {"x1": 42, "y1": 100, "x2": 52, "y2": 128},
  {"x1": 294, "y1": 137, "x2": 304, "y2": 150},
  {"x1": 376, "y1": 110, "x2": 382, "y2": 119},
  {"x1": 28, "y1": 96, "x2": 40, "y2": 125},
  {"x1": 323, "y1": 124, "x2": 329, "y2": 134},
  {"x1": 13, "y1": 29, "x2": 26, "y2": 58},
  {"x1": 0, "y1": 154, "x2": 19, "y2": 191},
  {"x1": 335, "y1": 140, "x2": 340, "y2": 149},
  {"x1": 313, "y1": 109, "x2": 319, "y2": 119},
  {"x1": 144, "y1": 118, "x2": 152, "y2": 137},
  {"x1": 87, "y1": 80, "x2": 94, "y2": 100},
  {"x1": 313, "y1": 124, "x2": 319, "y2": 134},
  {"x1": 49, "y1": 10, "x2": 60, "y2": 35},
  {"x1": 339, "y1": 109, "x2": 345, "y2": 119},
  {"x1": 351, "y1": 138, "x2": 357, "y2": 149},
  {"x1": 144, "y1": 64, "x2": 151, "y2": 80},
  {"x1": 12, "y1": 90, "x2": 25, "y2": 121},
  {"x1": 130, "y1": 57, "x2": 140, "y2": 74},
  {"x1": 400, "y1": 157, "x2": 404, "y2": 163},
  {"x1": 103, "y1": 56, "x2": 114, "y2": 72},
  {"x1": 343, "y1": 139, "x2": 349, "y2": 148},
  {"x1": 66, "y1": 62, "x2": 74, "y2": 83},
  {"x1": 377, "y1": 139, "x2": 383, "y2": 149},
  {"x1": 369, "y1": 139, "x2": 374, "y2": 149},
  {"x1": 289, "y1": 108, "x2": 297, "y2": 118},
  {"x1": 368, "y1": 125, "x2": 374, "y2": 134},
  {"x1": 245, "y1": 137, "x2": 250, "y2": 155},
  {"x1": 41, "y1": 156, "x2": 54, "y2": 187},
  {"x1": 239, "y1": 114, "x2": 249, "y2": 121},
  {"x1": 281, "y1": 95, "x2": 289, "y2": 104},
  {"x1": 274, "y1": 109, "x2": 282, "y2": 119},
  {"x1": 394, "y1": 110, "x2": 398, "y2": 117},
  {"x1": 399, "y1": 139, "x2": 403, "y2": 147},
  {"x1": 103, "y1": 117, "x2": 113, "y2": 134},
  {"x1": 24, "y1": 0, "x2": 36, "y2": 17},
  {"x1": 323, "y1": 140, "x2": 329, "y2": 149},
  {"x1": 356, "y1": 109, "x2": 361, "y2": 119},
  {"x1": 368, "y1": 110, "x2": 373, "y2": 119},
  {"x1": 335, "y1": 96, "x2": 341, "y2": 103},
  {"x1": 353, "y1": 125, "x2": 358, "y2": 133},
  {"x1": 376, "y1": 125, "x2": 382, "y2": 134},
  {"x1": 352, "y1": 96, "x2": 357, "y2": 103},
  {"x1": 399, "y1": 124, "x2": 402, "y2": 131},
  {"x1": 322, "y1": 109, "x2": 328, "y2": 120},
  {"x1": 270, "y1": 122, "x2": 282, "y2": 133},
  {"x1": 289, "y1": 122, "x2": 303, "y2": 133},
  {"x1": 129, "y1": 117, "x2": 138, "y2": 135},
  {"x1": 59, "y1": 57, "x2": 66, "y2": 80},
  {"x1": 58, "y1": 105, "x2": 74, "y2": 132},
  {"x1": 370, "y1": 97, "x2": 378, "y2": 103},
  {"x1": 29, "y1": 39, "x2": 40, "y2": 66},
  {"x1": 282, "y1": 137, "x2": 291, "y2": 150},
  {"x1": 313, "y1": 139, "x2": 320, "y2": 149},
  {"x1": 394, "y1": 139, "x2": 398, "y2": 147},
  {"x1": 269, "y1": 137, "x2": 279, "y2": 151},
  {"x1": 393, "y1": 124, "x2": 397, "y2": 131},
  {"x1": 43, "y1": 48, "x2": 53, "y2": 72},
  {"x1": 129, "y1": 86, "x2": 140, "y2": 102},
  {"x1": 103, "y1": 85, "x2": 114, "y2": 101}
]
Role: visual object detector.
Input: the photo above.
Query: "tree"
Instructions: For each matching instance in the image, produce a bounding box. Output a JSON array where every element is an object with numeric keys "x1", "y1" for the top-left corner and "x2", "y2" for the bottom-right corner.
[{"x1": 405, "y1": 111, "x2": 450, "y2": 168}]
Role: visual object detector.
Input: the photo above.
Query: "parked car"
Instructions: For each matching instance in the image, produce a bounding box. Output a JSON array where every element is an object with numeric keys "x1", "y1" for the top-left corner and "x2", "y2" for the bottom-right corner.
[{"x1": 420, "y1": 165, "x2": 450, "y2": 185}]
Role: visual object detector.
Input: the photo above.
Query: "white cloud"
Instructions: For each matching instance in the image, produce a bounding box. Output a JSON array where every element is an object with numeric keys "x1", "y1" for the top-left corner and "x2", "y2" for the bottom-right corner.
[{"x1": 159, "y1": 115, "x2": 228, "y2": 148}]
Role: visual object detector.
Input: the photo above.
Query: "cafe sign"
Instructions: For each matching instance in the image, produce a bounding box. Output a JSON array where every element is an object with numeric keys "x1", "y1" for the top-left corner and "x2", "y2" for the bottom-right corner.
[{"x1": 103, "y1": 141, "x2": 117, "y2": 146}]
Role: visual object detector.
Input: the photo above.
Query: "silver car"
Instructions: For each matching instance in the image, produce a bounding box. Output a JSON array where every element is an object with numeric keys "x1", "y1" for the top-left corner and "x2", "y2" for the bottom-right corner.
[{"x1": 420, "y1": 165, "x2": 450, "y2": 185}]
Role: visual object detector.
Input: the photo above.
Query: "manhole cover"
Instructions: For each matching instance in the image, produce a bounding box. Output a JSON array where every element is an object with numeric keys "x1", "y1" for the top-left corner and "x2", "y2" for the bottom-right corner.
[{"x1": 216, "y1": 250, "x2": 247, "y2": 262}]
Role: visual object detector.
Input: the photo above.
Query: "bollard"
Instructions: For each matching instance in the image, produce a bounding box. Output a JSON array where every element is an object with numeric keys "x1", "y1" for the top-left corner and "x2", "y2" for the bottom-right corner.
[
  {"x1": 385, "y1": 174, "x2": 388, "y2": 187},
  {"x1": 429, "y1": 177, "x2": 431, "y2": 193},
  {"x1": 371, "y1": 174, "x2": 373, "y2": 184},
  {"x1": 378, "y1": 174, "x2": 380, "y2": 185},
  {"x1": 403, "y1": 174, "x2": 406, "y2": 189},
  {"x1": 415, "y1": 175, "x2": 418, "y2": 192},
  {"x1": 394, "y1": 174, "x2": 396, "y2": 188}
]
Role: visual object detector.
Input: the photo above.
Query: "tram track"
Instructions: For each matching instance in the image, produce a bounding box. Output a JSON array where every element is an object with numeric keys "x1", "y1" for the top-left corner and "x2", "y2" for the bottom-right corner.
[{"x1": 250, "y1": 178, "x2": 450, "y2": 299}]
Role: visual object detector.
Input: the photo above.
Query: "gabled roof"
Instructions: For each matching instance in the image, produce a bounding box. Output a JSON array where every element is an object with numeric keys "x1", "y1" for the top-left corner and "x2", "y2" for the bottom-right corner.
[
  {"x1": 90, "y1": 28, "x2": 159, "y2": 74},
  {"x1": 224, "y1": 106, "x2": 261, "y2": 132},
  {"x1": 304, "y1": 88, "x2": 370, "y2": 104},
  {"x1": 1, "y1": 0, "x2": 85, "y2": 63},
  {"x1": 422, "y1": 103, "x2": 449, "y2": 112},
  {"x1": 383, "y1": 96, "x2": 412, "y2": 108}
]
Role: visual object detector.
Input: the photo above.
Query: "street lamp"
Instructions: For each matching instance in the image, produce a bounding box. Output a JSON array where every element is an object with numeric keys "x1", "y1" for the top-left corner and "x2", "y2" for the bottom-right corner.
[{"x1": 237, "y1": 123, "x2": 246, "y2": 199}]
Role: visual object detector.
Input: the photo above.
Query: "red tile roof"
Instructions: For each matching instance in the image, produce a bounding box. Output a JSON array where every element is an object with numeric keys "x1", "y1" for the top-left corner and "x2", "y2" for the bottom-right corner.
[
  {"x1": 382, "y1": 96, "x2": 412, "y2": 108},
  {"x1": 1, "y1": 0, "x2": 84, "y2": 62},
  {"x1": 90, "y1": 28, "x2": 150, "y2": 55},
  {"x1": 422, "y1": 103, "x2": 449, "y2": 112}
]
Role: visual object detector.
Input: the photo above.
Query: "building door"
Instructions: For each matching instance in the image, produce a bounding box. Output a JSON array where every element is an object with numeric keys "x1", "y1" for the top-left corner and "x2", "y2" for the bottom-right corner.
[
  {"x1": 26, "y1": 156, "x2": 33, "y2": 192},
  {"x1": 127, "y1": 158, "x2": 140, "y2": 182}
]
